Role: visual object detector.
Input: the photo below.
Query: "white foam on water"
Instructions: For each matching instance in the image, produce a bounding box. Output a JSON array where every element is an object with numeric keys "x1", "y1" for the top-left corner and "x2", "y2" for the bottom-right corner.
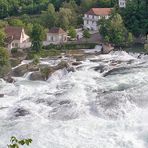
[{"x1": 0, "y1": 51, "x2": 148, "y2": 148}]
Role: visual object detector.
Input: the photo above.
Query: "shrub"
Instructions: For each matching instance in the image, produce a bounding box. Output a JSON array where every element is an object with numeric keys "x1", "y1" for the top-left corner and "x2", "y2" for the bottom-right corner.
[
  {"x1": 11, "y1": 48, "x2": 18, "y2": 54},
  {"x1": 8, "y1": 136, "x2": 32, "y2": 148},
  {"x1": 33, "y1": 55, "x2": 40, "y2": 65}
]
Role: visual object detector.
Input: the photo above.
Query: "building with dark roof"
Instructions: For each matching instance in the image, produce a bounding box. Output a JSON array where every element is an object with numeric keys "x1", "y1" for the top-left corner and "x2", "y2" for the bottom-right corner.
[
  {"x1": 5, "y1": 26, "x2": 30, "y2": 50},
  {"x1": 46, "y1": 27, "x2": 67, "y2": 44}
]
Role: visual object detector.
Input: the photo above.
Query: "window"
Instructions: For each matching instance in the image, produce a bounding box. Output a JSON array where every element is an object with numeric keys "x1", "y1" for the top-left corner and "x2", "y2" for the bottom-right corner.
[{"x1": 15, "y1": 43, "x2": 18, "y2": 47}]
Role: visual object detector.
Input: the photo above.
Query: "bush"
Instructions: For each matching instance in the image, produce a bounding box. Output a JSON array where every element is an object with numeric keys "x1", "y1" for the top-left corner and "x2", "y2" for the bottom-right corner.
[
  {"x1": 33, "y1": 55, "x2": 40, "y2": 65},
  {"x1": 8, "y1": 136, "x2": 32, "y2": 148},
  {"x1": 11, "y1": 48, "x2": 18, "y2": 54}
]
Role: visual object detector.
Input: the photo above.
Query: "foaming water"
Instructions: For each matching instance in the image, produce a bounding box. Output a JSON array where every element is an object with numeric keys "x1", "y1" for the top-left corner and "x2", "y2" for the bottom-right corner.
[{"x1": 0, "y1": 51, "x2": 148, "y2": 148}]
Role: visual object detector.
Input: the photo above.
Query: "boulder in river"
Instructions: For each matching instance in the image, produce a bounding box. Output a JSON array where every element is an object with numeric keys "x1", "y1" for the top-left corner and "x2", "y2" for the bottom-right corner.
[
  {"x1": 30, "y1": 71, "x2": 45, "y2": 81},
  {"x1": 72, "y1": 61, "x2": 82, "y2": 66},
  {"x1": 0, "y1": 94, "x2": 4, "y2": 98}
]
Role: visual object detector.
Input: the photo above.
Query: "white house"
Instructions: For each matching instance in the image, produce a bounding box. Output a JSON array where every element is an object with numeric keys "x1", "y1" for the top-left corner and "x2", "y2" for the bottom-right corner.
[
  {"x1": 5, "y1": 26, "x2": 30, "y2": 50},
  {"x1": 119, "y1": 0, "x2": 126, "y2": 8},
  {"x1": 83, "y1": 8, "x2": 112, "y2": 31},
  {"x1": 46, "y1": 27, "x2": 67, "y2": 44}
]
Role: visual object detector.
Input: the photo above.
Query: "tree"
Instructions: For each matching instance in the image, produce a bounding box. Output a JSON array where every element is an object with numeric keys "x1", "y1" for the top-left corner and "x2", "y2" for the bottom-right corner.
[
  {"x1": 8, "y1": 19, "x2": 24, "y2": 27},
  {"x1": 80, "y1": 0, "x2": 97, "y2": 12},
  {"x1": 120, "y1": 0, "x2": 148, "y2": 37},
  {"x1": 0, "y1": 0, "x2": 9, "y2": 18},
  {"x1": 0, "y1": 47, "x2": 9, "y2": 66},
  {"x1": 41, "y1": 3, "x2": 57, "y2": 29},
  {"x1": 0, "y1": 29, "x2": 6, "y2": 46},
  {"x1": 57, "y1": 8, "x2": 73, "y2": 30},
  {"x1": 83, "y1": 29, "x2": 91, "y2": 42},
  {"x1": 31, "y1": 24, "x2": 44, "y2": 52},
  {"x1": 100, "y1": 13, "x2": 133, "y2": 46},
  {"x1": 0, "y1": 47, "x2": 10, "y2": 77},
  {"x1": 68, "y1": 27, "x2": 77, "y2": 38},
  {"x1": 8, "y1": 136, "x2": 32, "y2": 148},
  {"x1": 127, "y1": 32, "x2": 133, "y2": 45}
]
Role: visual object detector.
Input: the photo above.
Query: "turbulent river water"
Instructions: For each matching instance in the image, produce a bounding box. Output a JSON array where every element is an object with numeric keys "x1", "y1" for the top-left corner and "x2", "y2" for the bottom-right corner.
[{"x1": 0, "y1": 50, "x2": 148, "y2": 148}]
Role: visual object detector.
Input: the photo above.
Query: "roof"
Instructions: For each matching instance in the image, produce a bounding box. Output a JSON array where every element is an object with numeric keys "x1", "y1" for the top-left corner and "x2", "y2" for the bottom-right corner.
[
  {"x1": 48, "y1": 27, "x2": 66, "y2": 34},
  {"x1": 86, "y1": 8, "x2": 112, "y2": 16},
  {"x1": 5, "y1": 26, "x2": 23, "y2": 41}
]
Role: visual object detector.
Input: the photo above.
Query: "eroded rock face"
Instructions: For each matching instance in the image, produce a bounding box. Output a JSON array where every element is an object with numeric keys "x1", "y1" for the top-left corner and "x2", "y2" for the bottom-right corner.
[
  {"x1": 11, "y1": 63, "x2": 39, "y2": 77},
  {"x1": 11, "y1": 64, "x2": 28, "y2": 77}
]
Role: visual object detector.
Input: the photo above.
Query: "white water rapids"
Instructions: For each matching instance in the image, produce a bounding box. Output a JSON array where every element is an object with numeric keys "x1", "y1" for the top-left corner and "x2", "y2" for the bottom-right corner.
[{"x1": 0, "y1": 51, "x2": 148, "y2": 148}]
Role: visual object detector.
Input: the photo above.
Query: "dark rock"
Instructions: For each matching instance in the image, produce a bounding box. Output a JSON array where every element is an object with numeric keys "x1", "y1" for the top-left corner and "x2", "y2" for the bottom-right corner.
[
  {"x1": 0, "y1": 94, "x2": 4, "y2": 97},
  {"x1": 30, "y1": 71, "x2": 44, "y2": 81},
  {"x1": 3, "y1": 74, "x2": 15, "y2": 83},
  {"x1": 11, "y1": 64, "x2": 28, "y2": 77},
  {"x1": 72, "y1": 61, "x2": 82, "y2": 66},
  {"x1": 14, "y1": 108, "x2": 29, "y2": 117},
  {"x1": 67, "y1": 67, "x2": 75, "y2": 72}
]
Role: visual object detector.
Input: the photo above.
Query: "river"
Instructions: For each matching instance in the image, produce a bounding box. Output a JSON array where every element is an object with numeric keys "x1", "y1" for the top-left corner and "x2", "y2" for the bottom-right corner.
[{"x1": 0, "y1": 50, "x2": 148, "y2": 148}]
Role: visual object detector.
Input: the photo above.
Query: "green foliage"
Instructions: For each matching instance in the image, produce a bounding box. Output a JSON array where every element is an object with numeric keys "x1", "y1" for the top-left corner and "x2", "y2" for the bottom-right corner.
[
  {"x1": 0, "y1": 29, "x2": 6, "y2": 46},
  {"x1": 80, "y1": 0, "x2": 97, "y2": 12},
  {"x1": 127, "y1": 32, "x2": 133, "y2": 45},
  {"x1": 0, "y1": 47, "x2": 11, "y2": 77},
  {"x1": 68, "y1": 27, "x2": 77, "y2": 38},
  {"x1": 8, "y1": 136, "x2": 32, "y2": 148},
  {"x1": 11, "y1": 48, "x2": 18, "y2": 54},
  {"x1": 31, "y1": 23, "x2": 45, "y2": 52},
  {"x1": 100, "y1": 13, "x2": 133, "y2": 46},
  {"x1": 57, "y1": 8, "x2": 73, "y2": 30},
  {"x1": 120, "y1": 0, "x2": 148, "y2": 37},
  {"x1": 8, "y1": 19, "x2": 24, "y2": 27},
  {"x1": 33, "y1": 55, "x2": 40, "y2": 65},
  {"x1": 83, "y1": 30, "x2": 91, "y2": 41},
  {"x1": 0, "y1": 47, "x2": 9, "y2": 66},
  {"x1": 41, "y1": 3, "x2": 57, "y2": 29}
]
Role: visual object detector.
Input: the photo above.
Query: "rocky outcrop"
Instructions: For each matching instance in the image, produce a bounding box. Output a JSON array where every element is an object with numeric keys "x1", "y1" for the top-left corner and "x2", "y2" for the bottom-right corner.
[
  {"x1": 102, "y1": 44, "x2": 114, "y2": 54},
  {"x1": 11, "y1": 64, "x2": 28, "y2": 77},
  {"x1": 11, "y1": 63, "x2": 39, "y2": 77},
  {"x1": 30, "y1": 61, "x2": 70, "y2": 81}
]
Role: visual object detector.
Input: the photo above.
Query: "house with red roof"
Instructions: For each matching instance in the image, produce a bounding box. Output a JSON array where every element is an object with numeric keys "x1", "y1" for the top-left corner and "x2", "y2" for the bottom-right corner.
[
  {"x1": 5, "y1": 26, "x2": 30, "y2": 50},
  {"x1": 46, "y1": 27, "x2": 67, "y2": 44},
  {"x1": 83, "y1": 8, "x2": 112, "y2": 31}
]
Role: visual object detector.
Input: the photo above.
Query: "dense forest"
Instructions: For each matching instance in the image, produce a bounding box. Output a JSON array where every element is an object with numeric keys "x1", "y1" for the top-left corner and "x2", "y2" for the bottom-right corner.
[{"x1": 0, "y1": 0, "x2": 147, "y2": 47}]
